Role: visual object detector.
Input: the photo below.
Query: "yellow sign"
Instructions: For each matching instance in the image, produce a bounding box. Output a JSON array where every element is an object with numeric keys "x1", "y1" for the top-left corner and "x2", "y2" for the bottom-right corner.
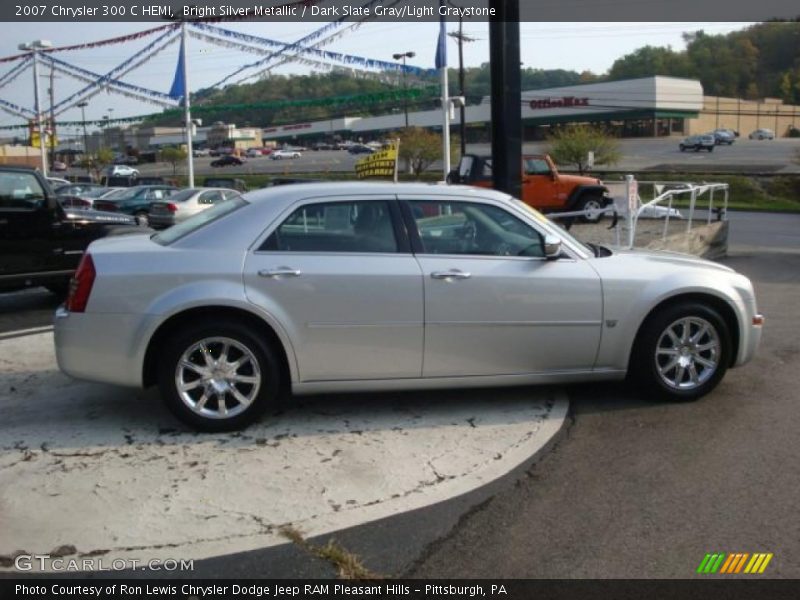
[
  {"x1": 355, "y1": 141, "x2": 399, "y2": 181},
  {"x1": 30, "y1": 131, "x2": 56, "y2": 148}
]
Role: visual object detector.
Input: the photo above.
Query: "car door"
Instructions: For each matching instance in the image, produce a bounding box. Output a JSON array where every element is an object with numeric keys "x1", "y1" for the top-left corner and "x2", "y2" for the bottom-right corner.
[
  {"x1": 244, "y1": 196, "x2": 424, "y2": 382},
  {"x1": 522, "y1": 157, "x2": 560, "y2": 211},
  {"x1": 402, "y1": 196, "x2": 602, "y2": 378}
]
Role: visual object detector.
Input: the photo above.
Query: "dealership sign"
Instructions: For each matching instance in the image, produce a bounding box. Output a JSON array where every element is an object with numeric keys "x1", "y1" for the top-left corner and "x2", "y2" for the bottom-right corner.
[{"x1": 529, "y1": 96, "x2": 590, "y2": 109}]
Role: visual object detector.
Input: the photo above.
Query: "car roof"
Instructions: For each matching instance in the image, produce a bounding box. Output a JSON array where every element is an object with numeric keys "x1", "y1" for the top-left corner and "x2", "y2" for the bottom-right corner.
[{"x1": 242, "y1": 181, "x2": 513, "y2": 205}]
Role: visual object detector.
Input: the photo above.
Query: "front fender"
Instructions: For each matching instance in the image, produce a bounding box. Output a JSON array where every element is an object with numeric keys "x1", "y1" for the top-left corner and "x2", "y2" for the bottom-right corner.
[
  {"x1": 595, "y1": 273, "x2": 748, "y2": 371},
  {"x1": 566, "y1": 185, "x2": 611, "y2": 210}
]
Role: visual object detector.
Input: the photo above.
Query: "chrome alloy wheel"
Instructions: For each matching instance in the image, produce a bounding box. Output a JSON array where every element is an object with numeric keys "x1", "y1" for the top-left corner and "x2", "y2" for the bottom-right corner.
[
  {"x1": 175, "y1": 337, "x2": 261, "y2": 419},
  {"x1": 655, "y1": 317, "x2": 720, "y2": 390}
]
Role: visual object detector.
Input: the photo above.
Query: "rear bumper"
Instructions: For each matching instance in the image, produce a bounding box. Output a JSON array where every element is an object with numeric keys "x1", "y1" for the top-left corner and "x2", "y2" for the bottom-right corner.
[
  {"x1": 54, "y1": 307, "x2": 154, "y2": 388},
  {"x1": 148, "y1": 213, "x2": 175, "y2": 229}
]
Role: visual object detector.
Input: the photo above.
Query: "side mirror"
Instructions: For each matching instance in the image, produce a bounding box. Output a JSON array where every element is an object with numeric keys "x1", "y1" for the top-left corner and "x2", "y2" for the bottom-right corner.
[{"x1": 543, "y1": 235, "x2": 562, "y2": 260}]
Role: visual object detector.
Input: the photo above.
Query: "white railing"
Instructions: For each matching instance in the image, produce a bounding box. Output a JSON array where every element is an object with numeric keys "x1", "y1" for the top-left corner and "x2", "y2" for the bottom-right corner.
[{"x1": 548, "y1": 177, "x2": 729, "y2": 249}]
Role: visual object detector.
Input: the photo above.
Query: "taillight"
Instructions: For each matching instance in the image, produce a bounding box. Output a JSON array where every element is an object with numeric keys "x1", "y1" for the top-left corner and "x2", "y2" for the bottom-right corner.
[
  {"x1": 66, "y1": 253, "x2": 96, "y2": 313},
  {"x1": 166, "y1": 202, "x2": 178, "y2": 213}
]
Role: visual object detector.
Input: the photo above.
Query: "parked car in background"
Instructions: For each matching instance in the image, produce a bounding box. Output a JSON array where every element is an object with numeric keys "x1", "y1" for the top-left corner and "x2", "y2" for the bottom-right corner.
[
  {"x1": 246, "y1": 148, "x2": 264, "y2": 158},
  {"x1": 0, "y1": 165, "x2": 141, "y2": 297},
  {"x1": 203, "y1": 177, "x2": 247, "y2": 192},
  {"x1": 711, "y1": 129, "x2": 736, "y2": 145},
  {"x1": 92, "y1": 184, "x2": 177, "y2": 226},
  {"x1": 749, "y1": 128, "x2": 775, "y2": 140},
  {"x1": 210, "y1": 155, "x2": 245, "y2": 167},
  {"x1": 55, "y1": 182, "x2": 104, "y2": 197},
  {"x1": 270, "y1": 149, "x2": 301, "y2": 159},
  {"x1": 58, "y1": 187, "x2": 124, "y2": 210},
  {"x1": 107, "y1": 165, "x2": 139, "y2": 177},
  {"x1": 193, "y1": 148, "x2": 211, "y2": 157},
  {"x1": 149, "y1": 187, "x2": 241, "y2": 229},
  {"x1": 113, "y1": 155, "x2": 139, "y2": 165},
  {"x1": 679, "y1": 135, "x2": 715, "y2": 152},
  {"x1": 51, "y1": 161, "x2": 68, "y2": 172},
  {"x1": 54, "y1": 182, "x2": 762, "y2": 431},
  {"x1": 348, "y1": 144, "x2": 375, "y2": 155},
  {"x1": 46, "y1": 177, "x2": 71, "y2": 189}
]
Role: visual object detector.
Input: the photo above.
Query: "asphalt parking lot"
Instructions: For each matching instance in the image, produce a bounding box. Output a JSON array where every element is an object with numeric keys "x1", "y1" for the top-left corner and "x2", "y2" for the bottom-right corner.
[
  {"x1": 61, "y1": 137, "x2": 800, "y2": 181},
  {"x1": 0, "y1": 211, "x2": 798, "y2": 578}
]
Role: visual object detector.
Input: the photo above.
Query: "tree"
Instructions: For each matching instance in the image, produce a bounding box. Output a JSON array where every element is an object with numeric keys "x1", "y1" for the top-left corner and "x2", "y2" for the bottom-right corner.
[
  {"x1": 83, "y1": 147, "x2": 114, "y2": 182},
  {"x1": 547, "y1": 124, "x2": 621, "y2": 174},
  {"x1": 159, "y1": 146, "x2": 188, "y2": 177},
  {"x1": 396, "y1": 127, "x2": 441, "y2": 178}
]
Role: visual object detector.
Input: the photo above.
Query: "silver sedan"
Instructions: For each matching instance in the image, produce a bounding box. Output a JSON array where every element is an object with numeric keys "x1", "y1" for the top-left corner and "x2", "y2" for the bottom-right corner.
[
  {"x1": 54, "y1": 182, "x2": 763, "y2": 431},
  {"x1": 148, "y1": 187, "x2": 241, "y2": 229}
]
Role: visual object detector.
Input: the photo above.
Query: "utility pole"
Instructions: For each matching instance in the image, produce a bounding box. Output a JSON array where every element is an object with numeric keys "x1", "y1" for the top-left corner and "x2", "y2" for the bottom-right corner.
[
  {"x1": 181, "y1": 22, "x2": 195, "y2": 187},
  {"x1": 449, "y1": 21, "x2": 477, "y2": 157},
  {"x1": 46, "y1": 66, "x2": 59, "y2": 168},
  {"x1": 18, "y1": 40, "x2": 52, "y2": 176},
  {"x1": 77, "y1": 101, "x2": 89, "y2": 164}
]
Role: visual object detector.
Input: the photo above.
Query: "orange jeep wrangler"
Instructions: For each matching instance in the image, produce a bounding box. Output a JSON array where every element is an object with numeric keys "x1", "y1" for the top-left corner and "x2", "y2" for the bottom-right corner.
[{"x1": 447, "y1": 154, "x2": 611, "y2": 222}]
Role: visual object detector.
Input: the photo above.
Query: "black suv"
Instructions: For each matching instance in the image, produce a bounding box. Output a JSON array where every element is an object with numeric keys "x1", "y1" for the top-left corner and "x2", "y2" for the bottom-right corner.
[{"x1": 0, "y1": 165, "x2": 142, "y2": 297}]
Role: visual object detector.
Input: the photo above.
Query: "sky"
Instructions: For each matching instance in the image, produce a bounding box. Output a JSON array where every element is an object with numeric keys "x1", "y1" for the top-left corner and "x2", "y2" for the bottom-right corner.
[{"x1": 0, "y1": 21, "x2": 753, "y2": 134}]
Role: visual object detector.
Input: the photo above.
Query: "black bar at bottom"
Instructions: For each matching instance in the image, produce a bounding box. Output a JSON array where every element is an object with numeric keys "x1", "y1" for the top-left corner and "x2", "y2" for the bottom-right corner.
[{"x1": 2, "y1": 579, "x2": 800, "y2": 600}]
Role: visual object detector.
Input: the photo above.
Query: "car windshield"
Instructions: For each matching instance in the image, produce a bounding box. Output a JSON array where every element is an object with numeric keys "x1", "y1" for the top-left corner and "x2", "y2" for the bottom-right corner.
[
  {"x1": 152, "y1": 196, "x2": 248, "y2": 245},
  {"x1": 511, "y1": 199, "x2": 593, "y2": 256}
]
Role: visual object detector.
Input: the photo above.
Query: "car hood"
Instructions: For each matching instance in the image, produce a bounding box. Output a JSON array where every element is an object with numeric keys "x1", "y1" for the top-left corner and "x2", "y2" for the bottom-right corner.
[
  {"x1": 62, "y1": 207, "x2": 137, "y2": 225},
  {"x1": 607, "y1": 247, "x2": 734, "y2": 273}
]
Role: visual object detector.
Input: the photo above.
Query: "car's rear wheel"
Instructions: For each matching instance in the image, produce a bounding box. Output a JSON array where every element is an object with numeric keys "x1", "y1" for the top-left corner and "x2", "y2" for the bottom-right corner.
[
  {"x1": 577, "y1": 195, "x2": 605, "y2": 223},
  {"x1": 134, "y1": 211, "x2": 149, "y2": 227},
  {"x1": 157, "y1": 319, "x2": 280, "y2": 431},
  {"x1": 630, "y1": 302, "x2": 731, "y2": 402}
]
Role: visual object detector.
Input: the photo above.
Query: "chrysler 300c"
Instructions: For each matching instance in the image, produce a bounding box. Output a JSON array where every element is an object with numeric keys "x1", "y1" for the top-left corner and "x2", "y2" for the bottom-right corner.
[{"x1": 54, "y1": 183, "x2": 762, "y2": 430}]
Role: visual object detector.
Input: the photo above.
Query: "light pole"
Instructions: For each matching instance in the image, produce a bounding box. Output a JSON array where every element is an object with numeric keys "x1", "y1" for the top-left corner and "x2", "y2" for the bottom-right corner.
[
  {"x1": 392, "y1": 51, "x2": 415, "y2": 128},
  {"x1": 449, "y1": 21, "x2": 477, "y2": 157},
  {"x1": 18, "y1": 39, "x2": 52, "y2": 176},
  {"x1": 77, "y1": 101, "x2": 89, "y2": 164}
]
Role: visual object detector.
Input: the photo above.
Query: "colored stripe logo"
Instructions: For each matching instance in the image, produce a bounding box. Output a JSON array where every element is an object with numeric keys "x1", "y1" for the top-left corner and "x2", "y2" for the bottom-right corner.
[{"x1": 697, "y1": 552, "x2": 773, "y2": 574}]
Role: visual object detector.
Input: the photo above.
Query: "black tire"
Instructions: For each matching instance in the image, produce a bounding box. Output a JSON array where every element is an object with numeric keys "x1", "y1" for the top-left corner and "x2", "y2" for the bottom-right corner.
[
  {"x1": 157, "y1": 319, "x2": 281, "y2": 431},
  {"x1": 577, "y1": 194, "x2": 605, "y2": 223},
  {"x1": 630, "y1": 302, "x2": 732, "y2": 402},
  {"x1": 134, "y1": 211, "x2": 149, "y2": 227}
]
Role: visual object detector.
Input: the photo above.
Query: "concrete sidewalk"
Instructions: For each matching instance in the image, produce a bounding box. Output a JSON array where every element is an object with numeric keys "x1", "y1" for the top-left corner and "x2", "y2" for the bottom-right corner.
[{"x1": 0, "y1": 333, "x2": 567, "y2": 572}]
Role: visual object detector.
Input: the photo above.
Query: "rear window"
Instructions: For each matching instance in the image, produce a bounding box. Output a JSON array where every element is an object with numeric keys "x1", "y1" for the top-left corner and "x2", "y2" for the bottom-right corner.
[
  {"x1": 0, "y1": 171, "x2": 47, "y2": 210},
  {"x1": 152, "y1": 196, "x2": 248, "y2": 245}
]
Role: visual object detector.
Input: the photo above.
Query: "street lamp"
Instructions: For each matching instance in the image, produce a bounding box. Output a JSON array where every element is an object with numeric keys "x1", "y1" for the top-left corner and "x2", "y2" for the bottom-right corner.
[
  {"x1": 18, "y1": 39, "x2": 53, "y2": 176},
  {"x1": 77, "y1": 101, "x2": 89, "y2": 161},
  {"x1": 392, "y1": 51, "x2": 415, "y2": 128}
]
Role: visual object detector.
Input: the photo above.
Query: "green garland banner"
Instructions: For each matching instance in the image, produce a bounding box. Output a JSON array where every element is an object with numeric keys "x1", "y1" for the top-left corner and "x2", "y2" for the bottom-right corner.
[{"x1": 0, "y1": 86, "x2": 439, "y2": 131}]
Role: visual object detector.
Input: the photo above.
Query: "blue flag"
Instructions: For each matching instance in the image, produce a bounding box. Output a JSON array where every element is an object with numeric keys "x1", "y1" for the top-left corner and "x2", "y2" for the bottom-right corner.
[
  {"x1": 169, "y1": 43, "x2": 186, "y2": 100},
  {"x1": 435, "y1": 1, "x2": 447, "y2": 69}
]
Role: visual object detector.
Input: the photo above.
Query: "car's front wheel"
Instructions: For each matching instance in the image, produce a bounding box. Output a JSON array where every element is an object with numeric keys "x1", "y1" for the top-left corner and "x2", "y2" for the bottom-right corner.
[
  {"x1": 631, "y1": 302, "x2": 731, "y2": 402},
  {"x1": 157, "y1": 319, "x2": 281, "y2": 431}
]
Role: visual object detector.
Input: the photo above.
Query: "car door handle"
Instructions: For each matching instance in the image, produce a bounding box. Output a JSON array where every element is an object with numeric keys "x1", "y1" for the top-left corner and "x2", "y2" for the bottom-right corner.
[
  {"x1": 431, "y1": 270, "x2": 471, "y2": 280},
  {"x1": 258, "y1": 267, "x2": 301, "y2": 278}
]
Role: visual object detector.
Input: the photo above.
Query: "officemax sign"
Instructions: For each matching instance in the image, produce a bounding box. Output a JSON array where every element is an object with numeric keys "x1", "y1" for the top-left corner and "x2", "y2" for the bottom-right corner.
[{"x1": 529, "y1": 96, "x2": 590, "y2": 109}]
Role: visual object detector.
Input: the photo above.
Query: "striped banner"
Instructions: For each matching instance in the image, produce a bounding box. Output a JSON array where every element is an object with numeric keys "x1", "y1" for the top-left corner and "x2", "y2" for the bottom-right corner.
[{"x1": 697, "y1": 552, "x2": 773, "y2": 574}]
